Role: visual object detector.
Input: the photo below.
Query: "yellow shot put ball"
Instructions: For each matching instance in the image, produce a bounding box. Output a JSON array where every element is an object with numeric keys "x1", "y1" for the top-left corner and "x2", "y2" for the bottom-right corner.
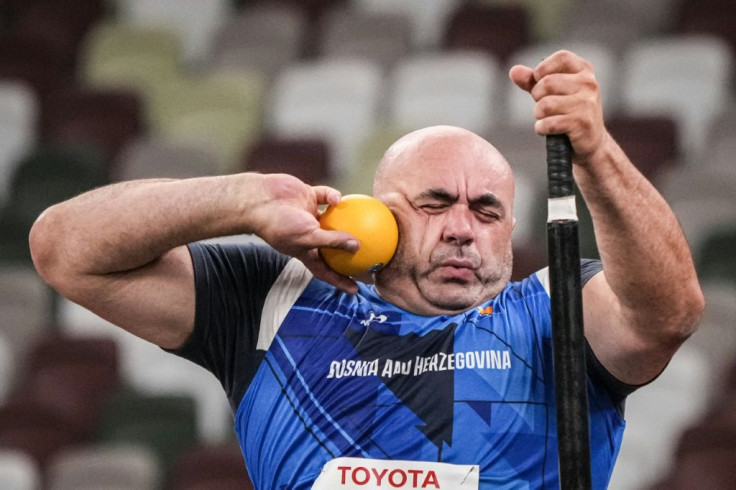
[{"x1": 319, "y1": 194, "x2": 399, "y2": 277}]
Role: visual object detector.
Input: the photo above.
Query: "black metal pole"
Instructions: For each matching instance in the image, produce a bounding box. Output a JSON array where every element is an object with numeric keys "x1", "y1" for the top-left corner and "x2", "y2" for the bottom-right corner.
[{"x1": 546, "y1": 134, "x2": 592, "y2": 489}]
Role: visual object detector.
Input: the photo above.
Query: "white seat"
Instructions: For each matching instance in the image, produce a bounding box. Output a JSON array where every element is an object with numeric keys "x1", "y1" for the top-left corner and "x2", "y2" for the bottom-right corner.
[
  {"x1": 619, "y1": 35, "x2": 734, "y2": 158},
  {"x1": 47, "y1": 443, "x2": 161, "y2": 490},
  {"x1": 388, "y1": 51, "x2": 503, "y2": 135},
  {"x1": 267, "y1": 58, "x2": 384, "y2": 180},
  {"x1": 116, "y1": 0, "x2": 232, "y2": 65},
  {"x1": 354, "y1": 0, "x2": 461, "y2": 49},
  {"x1": 0, "y1": 81, "x2": 37, "y2": 205},
  {"x1": 114, "y1": 136, "x2": 222, "y2": 181},
  {"x1": 0, "y1": 265, "x2": 54, "y2": 371},
  {"x1": 505, "y1": 41, "x2": 620, "y2": 127},
  {"x1": 668, "y1": 195, "x2": 736, "y2": 258},
  {"x1": 685, "y1": 281, "x2": 736, "y2": 382},
  {"x1": 57, "y1": 298, "x2": 233, "y2": 443},
  {"x1": 0, "y1": 332, "x2": 15, "y2": 404},
  {"x1": 558, "y1": 0, "x2": 650, "y2": 53},
  {"x1": 0, "y1": 449, "x2": 41, "y2": 490},
  {"x1": 319, "y1": 7, "x2": 413, "y2": 73},
  {"x1": 610, "y1": 342, "x2": 713, "y2": 489},
  {"x1": 207, "y1": 3, "x2": 307, "y2": 81}
]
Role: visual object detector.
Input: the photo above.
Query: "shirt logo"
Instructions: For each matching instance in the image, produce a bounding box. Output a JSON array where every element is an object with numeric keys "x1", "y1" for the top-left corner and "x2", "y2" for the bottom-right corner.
[
  {"x1": 360, "y1": 311, "x2": 388, "y2": 326},
  {"x1": 476, "y1": 305, "x2": 493, "y2": 316},
  {"x1": 313, "y1": 457, "x2": 480, "y2": 489}
]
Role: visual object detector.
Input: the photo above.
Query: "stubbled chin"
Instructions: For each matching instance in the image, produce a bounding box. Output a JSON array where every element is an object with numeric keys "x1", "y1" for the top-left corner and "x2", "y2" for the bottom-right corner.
[{"x1": 422, "y1": 282, "x2": 482, "y2": 312}]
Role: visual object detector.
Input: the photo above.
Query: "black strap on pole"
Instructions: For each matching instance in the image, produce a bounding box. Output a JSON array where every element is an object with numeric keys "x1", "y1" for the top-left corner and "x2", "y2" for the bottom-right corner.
[{"x1": 546, "y1": 134, "x2": 592, "y2": 489}]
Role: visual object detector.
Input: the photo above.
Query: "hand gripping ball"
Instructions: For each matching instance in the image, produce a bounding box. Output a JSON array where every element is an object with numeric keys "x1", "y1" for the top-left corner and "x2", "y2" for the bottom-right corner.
[{"x1": 319, "y1": 194, "x2": 399, "y2": 277}]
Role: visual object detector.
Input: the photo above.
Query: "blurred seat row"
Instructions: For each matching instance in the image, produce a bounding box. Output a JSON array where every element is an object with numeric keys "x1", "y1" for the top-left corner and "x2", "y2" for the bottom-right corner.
[
  {"x1": 0, "y1": 327, "x2": 253, "y2": 489},
  {"x1": 2, "y1": 31, "x2": 736, "y2": 260}
]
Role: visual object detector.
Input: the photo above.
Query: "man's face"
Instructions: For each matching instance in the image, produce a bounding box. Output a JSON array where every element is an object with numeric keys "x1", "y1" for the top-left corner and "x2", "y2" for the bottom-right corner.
[{"x1": 374, "y1": 127, "x2": 516, "y2": 315}]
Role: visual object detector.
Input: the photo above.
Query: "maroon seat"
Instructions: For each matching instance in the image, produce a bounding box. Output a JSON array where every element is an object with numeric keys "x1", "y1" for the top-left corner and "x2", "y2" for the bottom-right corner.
[
  {"x1": 605, "y1": 115, "x2": 680, "y2": 183},
  {"x1": 241, "y1": 135, "x2": 332, "y2": 185},
  {"x1": 14, "y1": 334, "x2": 121, "y2": 433},
  {"x1": 650, "y1": 422, "x2": 736, "y2": 489},
  {"x1": 444, "y1": 4, "x2": 531, "y2": 63},
  {"x1": 0, "y1": 400, "x2": 89, "y2": 470},
  {"x1": 12, "y1": 0, "x2": 108, "y2": 70},
  {"x1": 41, "y1": 86, "x2": 145, "y2": 168},
  {"x1": 168, "y1": 442, "x2": 254, "y2": 490}
]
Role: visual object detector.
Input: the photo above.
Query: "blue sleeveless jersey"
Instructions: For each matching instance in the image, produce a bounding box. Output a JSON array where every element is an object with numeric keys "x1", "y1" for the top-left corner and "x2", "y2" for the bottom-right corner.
[{"x1": 175, "y1": 242, "x2": 628, "y2": 489}]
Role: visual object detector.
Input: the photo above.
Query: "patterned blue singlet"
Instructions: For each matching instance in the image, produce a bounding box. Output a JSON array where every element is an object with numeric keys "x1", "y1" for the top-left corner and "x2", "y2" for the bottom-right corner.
[{"x1": 172, "y1": 242, "x2": 634, "y2": 489}]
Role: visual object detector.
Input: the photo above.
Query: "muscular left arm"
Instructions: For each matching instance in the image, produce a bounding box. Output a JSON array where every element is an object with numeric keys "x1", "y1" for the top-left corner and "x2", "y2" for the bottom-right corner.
[{"x1": 511, "y1": 51, "x2": 705, "y2": 385}]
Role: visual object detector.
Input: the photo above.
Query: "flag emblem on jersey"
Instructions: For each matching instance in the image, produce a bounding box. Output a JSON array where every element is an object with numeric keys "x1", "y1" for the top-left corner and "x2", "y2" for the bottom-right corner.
[{"x1": 476, "y1": 305, "x2": 493, "y2": 316}]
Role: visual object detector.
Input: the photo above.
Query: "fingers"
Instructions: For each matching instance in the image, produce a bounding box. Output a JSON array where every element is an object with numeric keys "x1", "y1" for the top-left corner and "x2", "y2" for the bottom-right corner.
[
  {"x1": 312, "y1": 185, "x2": 342, "y2": 207},
  {"x1": 529, "y1": 72, "x2": 595, "y2": 102},
  {"x1": 510, "y1": 50, "x2": 605, "y2": 159},
  {"x1": 300, "y1": 249, "x2": 359, "y2": 294},
  {"x1": 509, "y1": 64, "x2": 536, "y2": 92},
  {"x1": 532, "y1": 50, "x2": 592, "y2": 81},
  {"x1": 307, "y1": 228, "x2": 360, "y2": 253}
]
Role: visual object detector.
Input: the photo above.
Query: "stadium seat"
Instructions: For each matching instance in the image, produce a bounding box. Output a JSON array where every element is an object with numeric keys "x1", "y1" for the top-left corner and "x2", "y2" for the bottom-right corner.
[
  {"x1": 318, "y1": 7, "x2": 413, "y2": 73},
  {"x1": 443, "y1": 3, "x2": 532, "y2": 64},
  {"x1": 168, "y1": 442, "x2": 253, "y2": 490},
  {"x1": 114, "y1": 136, "x2": 222, "y2": 181},
  {"x1": 649, "y1": 423, "x2": 736, "y2": 489},
  {"x1": 605, "y1": 115, "x2": 680, "y2": 182},
  {"x1": 557, "y1": 0, "x2": 650, "y2": 53},
  {"x1": 47, "y1": 443, "x2": 161, "y2": 490},
  {"x1": 696, "y1": 227, "x2": 736, "y2": 287},
  {"x1": 0, "y1": 332, "x2": 15, "y2": 404},
  {"x1": 267, "y1": 58, "x2": 383, "y2": 180},
  {"x1": 0, "y1": 31, "x2": 75, "y2": 91},
  {"x1": 676, "y1": 0, "x2": 736, "y2": 70},
  {"x1": 668, "y1": 195, "x2": 736, "y2": 258},
  {"x1": 485, "y1": 124, "x2": 547, "y2": 188},
  {"x1": 241, "y1": 135, "x2": 332, "y2": 185},
  {"x1": 40, "y1": 87, "x2": 145, "y2": 167},
  {"x1": 0, "y1": 265, "x2": 54, "y2": 368},
  {"x1": 682, "y1": 281, "x2": 736, "y2": 383},
  {"x1": 336, "y1": 125, "x2": 405, "y2": 196},
  {"x1": 115, "y1": 0, "x2": 232, "y2": 65},
  {"x1": 619, "y1": 35, "x2": 734, "y2": 158},
  {"x1": 149, "y1": 71, "x2": 265, "y2": 172},
  {"x1": 15, "y1": 334, "x2": 120, "y2": 432},
  {"x1": 6, "y1": 143, "x2": 109, "y2": 224},
  {"x1": 0, "y1": 400, "x2": 89, "y2": 470},
  {"x1": 79, "y1": 23, "x2": 183, "y2": 102},
  {"x1": 55, "y1": 298, "x2": 234, "y2": 444},
  {"x1": 354, "y1": 0, "x2": 461, "y2": 49},
  {"x1": 611, "y1": 342, "x2": 713, "y2": 489},
  {"x1": 0, "y1": 448, "x2": 41, "y2": 490},
  {"x1": 207, "y1": 3, "x2": 308, "y2": 81},
  {"x1": 11, "y1": 0, "x2": 107, "y2": 71},
  {"x1": 387, "y1": 51, "x2": 503, "y2": 135},
  {"x1": 0, "y1": 80, "x2": 37, "y2": 206},
  {"x1": 473, "y1": 0, "x2": 580, "y2": 42},
  {"x1": 96, "y1": 389, "x2": 199, "y2": 474}
]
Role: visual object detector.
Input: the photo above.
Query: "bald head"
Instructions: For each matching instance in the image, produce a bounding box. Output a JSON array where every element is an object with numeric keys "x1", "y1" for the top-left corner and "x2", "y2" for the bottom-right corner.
[{"x1": 373, "y1": 125, "x2": 514, "y2": 200}]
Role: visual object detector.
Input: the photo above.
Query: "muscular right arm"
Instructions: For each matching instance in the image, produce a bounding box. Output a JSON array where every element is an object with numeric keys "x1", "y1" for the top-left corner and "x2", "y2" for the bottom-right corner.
[{"x1": 29, "y1": 173, "x2": 359, "y2": 349}]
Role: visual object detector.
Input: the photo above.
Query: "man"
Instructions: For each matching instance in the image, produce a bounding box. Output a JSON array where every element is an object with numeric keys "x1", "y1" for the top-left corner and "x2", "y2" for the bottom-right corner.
[{"x1": 30, "y1": 51, "x2": 704, "y2": 488}]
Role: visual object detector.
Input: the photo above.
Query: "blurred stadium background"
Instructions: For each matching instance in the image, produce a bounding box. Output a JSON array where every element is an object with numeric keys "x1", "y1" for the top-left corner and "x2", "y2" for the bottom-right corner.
[{"x1": 0, "y1": 0, "x2": 735, "y2": 488}]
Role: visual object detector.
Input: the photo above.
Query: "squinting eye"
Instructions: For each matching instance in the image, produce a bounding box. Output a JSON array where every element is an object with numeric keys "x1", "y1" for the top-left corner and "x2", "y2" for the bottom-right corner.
[
  {"x1": 477, "y1": 211, "x2": 499, "y2": 221},
  {"x1": 421, "y1": 204, "x2": 448, "y2": 212}
]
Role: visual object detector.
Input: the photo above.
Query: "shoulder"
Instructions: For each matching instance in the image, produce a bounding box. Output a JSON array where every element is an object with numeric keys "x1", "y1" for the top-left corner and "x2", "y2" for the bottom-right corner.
[{"x1": 525, "y1": 258, "x2": 603, "y2": 297}]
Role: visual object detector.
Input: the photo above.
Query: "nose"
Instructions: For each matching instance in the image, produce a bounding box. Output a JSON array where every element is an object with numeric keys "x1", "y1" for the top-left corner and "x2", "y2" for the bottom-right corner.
[{"x1": 441, "y1": 205, "x2": 475, "y2": 246}]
